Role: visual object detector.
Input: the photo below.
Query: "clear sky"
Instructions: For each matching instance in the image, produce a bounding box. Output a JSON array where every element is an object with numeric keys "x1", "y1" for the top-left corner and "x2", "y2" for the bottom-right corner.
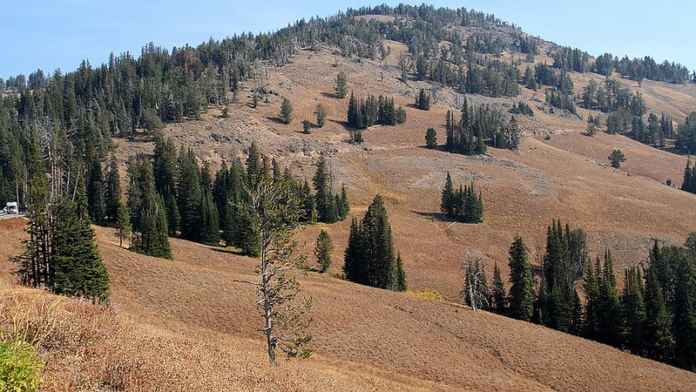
[{"x1": 2, "y1": 0, "x2": 694, "y2": 79}]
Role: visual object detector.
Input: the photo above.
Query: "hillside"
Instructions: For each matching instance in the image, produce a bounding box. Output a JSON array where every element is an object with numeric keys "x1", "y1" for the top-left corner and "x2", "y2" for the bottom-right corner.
[
  {"x1": 1, "y1": 218, "x2": 695, "y2": 391},
  {"x1": 116, "y1": 43, "x2": 696, "y2": 298},
  {"x1": 2, "y1": 4, "x2": 696, "y2": 391}
]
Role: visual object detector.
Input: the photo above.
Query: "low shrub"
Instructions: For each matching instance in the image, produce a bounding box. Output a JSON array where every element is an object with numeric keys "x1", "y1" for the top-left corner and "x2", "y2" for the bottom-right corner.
[{"x1": 0, "y1": 340, "x2": 43, "y2": 392}]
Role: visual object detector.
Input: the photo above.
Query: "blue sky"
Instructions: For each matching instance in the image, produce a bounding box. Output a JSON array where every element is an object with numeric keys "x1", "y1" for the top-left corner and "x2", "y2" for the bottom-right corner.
[{"x1": 2, "y1": 0, "x2": 694, "y2": 79}]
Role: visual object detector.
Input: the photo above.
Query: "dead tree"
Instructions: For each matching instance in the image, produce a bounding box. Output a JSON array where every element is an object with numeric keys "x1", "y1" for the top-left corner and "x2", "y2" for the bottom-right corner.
[
  {"x1": 242, "y1": 176, "x2": 312, "y2": 366},
  {"x1": 461, "y1": 257, "x2": 490, "y2": 312}
]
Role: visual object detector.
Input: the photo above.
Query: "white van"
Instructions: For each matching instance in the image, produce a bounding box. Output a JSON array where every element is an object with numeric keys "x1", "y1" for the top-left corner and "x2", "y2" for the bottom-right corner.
[{"x1": 5, "y1": 202, "x2": 18, "y2": 215}]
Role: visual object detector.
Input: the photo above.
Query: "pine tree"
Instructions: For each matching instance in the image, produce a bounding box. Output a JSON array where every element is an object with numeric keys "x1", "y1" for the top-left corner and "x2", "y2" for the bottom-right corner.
[
  {"x1": 621, "y1": 267, "x2": 646, "y2": 354},
  {"x1": 393, "y1": 253, "x2": 407, "y2": 292},
  {"x1": 441, "y1": 172, "x2": 454, "y2": 218},
  {"x1": 199, "y1": 188, "x2": 220, "y2": 245},
  {"x1": 315, "y1": 104, "x2": 327, "y2": 128},
  {"x1": 116, "y1": 202, "x2": 131, "y2": 248},
  {"x1": 492, "y1": 263, "x2": 507, "y2": 314},
  {"x1": 644, "y1": 267, "x2": 674, "y2": 362},
  {"x1": 609, "y1": 149, "x2": 626, "y2": 168},
  {"x1": 104, "y1": 155, "x2": 122, "y2": 224},
  {"x1": 314, "y1": 230, "x2": 333, "y2": 273},
  {"x1": 425, "y1": 128, "x2": 437, "y2": 149},
  {"x1": 508, "y1": 236, "x2": 534, "y2": 321},
  {"x1": 87, "y1": 159, "x2": 106, "y2": 225},
  {"x1": 129, "y1": 158, "x2": 171, "y2": 259},
  {"x1": 52, "y1": 189, "x2": 110, "y2": 303},
  {"x1": 337, "y1": 184, "x2": 350, "y2": 220},
  {"x1": 177, "y1": 149, "x2": 202, "y2": 241},
  {"x1": 672, "y1": 252, "x2": 696, "y2": 370},
  {"x1": 280, "y1": 98, "x2": 293, "y2": 124},
  {"x1": 313, "y1": 156, "x2": 337, "y2": 223},
  {"x1": 344, "y1": 195, "x2": 402, "y2": 291},
  {"x1": 597, "y1": 250, "x2": 623, "y2": 346},
  {"x1": 344, "y1": 217, "x2": 367, "y2": 284},
  {"x1": 335, "y1": 72, "x2": 348, "y2": 99}
]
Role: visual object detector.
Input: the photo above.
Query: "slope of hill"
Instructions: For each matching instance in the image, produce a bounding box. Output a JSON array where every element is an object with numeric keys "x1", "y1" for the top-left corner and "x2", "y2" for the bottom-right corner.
[{"x1": 1, "y1": 218, "x2": 695, "y2": 391}]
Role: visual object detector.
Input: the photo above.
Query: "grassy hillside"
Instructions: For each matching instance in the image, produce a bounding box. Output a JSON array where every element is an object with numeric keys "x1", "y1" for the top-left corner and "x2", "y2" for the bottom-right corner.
[{"x1": 1, "y1": 218, "x2": 695, "y2": 391}]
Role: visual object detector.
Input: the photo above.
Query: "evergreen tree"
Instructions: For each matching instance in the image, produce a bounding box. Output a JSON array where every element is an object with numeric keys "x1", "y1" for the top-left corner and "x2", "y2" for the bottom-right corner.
[
  {"x1": 508, "y1": 236, "x2": 534, "y2": 321},
  {"x1": 393, "y1": 253, "x2": 407, "y2": 292},
  {"x1": 597, "y1": 250, "x2": 623, "y2": 346},
  {"x1": 313, "y1": 156, "x2": 335, "y2": 223},
  {"x1": 644, "y1": 267, "x2": 674, "y2": 362},
  {"x1": 280, "y1": 98, "x2": 293, "y2": 124},
  {"x1": 673, "y1": 252, "x2": 696, "y2": 370},
  {"x1": 621, "y1": 267, "x2": 646, "y2": 354},
  {"x1": 338, "y1": 184, "x2": 350, "y2": 220},
  {"x1": 415, "y1": 89, "x2": 431, "y2": 110},
  {"x1": 335, "y1": 72, "x2": 348, "y2": 99},
  {"x1": 129, "y1": 157, "x2": 171, "y2": 259},
  {"x1": 116, "y1": 202, "x2": 131, "y2": 248},
  {"x1": 177, "y1": 149, "x2": 202, "y2": 241},
  {"x1": 86, "y1": 159, "x2": 106, "y2": 225},
  {"x1": 425, "y1": 128, "x2": 437, "y2": 149},
  {"x1": 344, "y1": 195, "x2": 403, "y2": 291},
  {"x1": 315, "y1": 103, "x2": 327, "y2": 128},
  {"x1": 492, "y1": 263, "x2": 507, "y2": 314},
  {"x1": 441, "y1": 172, "x2": 455, "y2": 218},
  {"x1": 104, "y1": 155, "x2": 122, "y2": 224},
  {"x1": 609, "y1": 149, "x2": 626, "y2": 169},
  {"x1": 52, "y1": 189, "x2": 110, "y2": 303},
  {"x1": 314, "y1": 230, "x2": 333, "y2": 273}
]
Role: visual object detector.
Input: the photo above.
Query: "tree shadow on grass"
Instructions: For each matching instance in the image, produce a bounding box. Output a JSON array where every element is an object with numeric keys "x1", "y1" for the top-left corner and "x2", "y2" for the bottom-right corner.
[
  {"x1": 411, "y1": 210, "x2": 450, "y2": 222},
  {"x1": 209, "y1": 247, "x2": 248, "y2": 257}
]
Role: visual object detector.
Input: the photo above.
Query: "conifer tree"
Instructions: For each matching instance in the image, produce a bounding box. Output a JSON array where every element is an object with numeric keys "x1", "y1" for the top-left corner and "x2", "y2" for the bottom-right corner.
[
  {"x1": 621, "y1": 267, "x2": 646, "y2": 354},
  {"x1": 508, "y1": 236, "x2": 534, "y2": 321},
  {"x1": 52, "y1": 188, "x2": 110, "y2": 303},
  {"x1": 129, "y1": 158, "x2": 171, "y2": 259},
  {"x1": 344, "y1": 195, "x2": 403, "y2": 291},
  {"x1": 335, "y1": 72, "x2": 348, "y2": 99},
  {"x1": 280, "y1": 98, "x2": 293, "y2": 124},
  {"x1": 644, "y1": 268, "x2": 674, "y2": 362},
  {"x1": 441, "y1": 172, "x2": 454, "y2": 218},
  {"x1": 425, "y1": 128, "x2": 437, "y2": 149},
  {"x1": 314, "y1": 230, "x2": 333, "y2": 273},
  {"x1": 315, "y1": 104, "x2": 327, "y2": 128},
  {"x1": 673, "y1": 253, "x2": 696, "y2": 370},
  {"x1": 492, "y1": 263, "x2": 507, "y2": 314},
  {"x1": 344, "y1": 217, "x2": 367, "y2": 284},
  {"x1": 116, "y1": 202, "x2": 131, "y2": 248},
  {"x1": 105, "y1": 155, "x2": 122, "y2": 224},
  {"x1": 338, "y1": 184, "x2": 350, "y2": 220},
  {"x1": 87, "y1": 159, "x2": 106, "y2": 225},
  {"x1": 393, "y1": 254, "x2": 407, "y2": 292},
  {"x1": 177, "y1": 149, "x2": 202, "y2": 241}
]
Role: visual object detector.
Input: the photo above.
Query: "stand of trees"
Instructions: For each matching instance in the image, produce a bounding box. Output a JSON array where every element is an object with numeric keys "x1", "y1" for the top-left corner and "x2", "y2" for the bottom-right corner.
[
  {"x1": 469, "y1": 220, "x2": 696, "y2": 372},
  {"x1": 344, "y1": 195, "x2": 406, "y2": 292},
  {"x1": 677, "y1": 113, "x2": 696, "y2": 154},
  {"x1": 12, "y1": 131, "x2": 110, "y2": 303},
  {"x1": 682, "y1": 159, "x2": 696, "y2": 194},
  {"x1": 415, "y1": 89, "x2": 431, "y2": 110},
  {"x1": 444, "y1": 97, "x2": 520, "y2": 155},
  {"x1": 440, "y1": 172, "x2": 483, "y2": 223},
  {"x1": 124, "y1": 140, "x2": 349, "y2": 258},
  {"x1": 346, "y1": 93, "x2": 406, "y2": 129}
]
